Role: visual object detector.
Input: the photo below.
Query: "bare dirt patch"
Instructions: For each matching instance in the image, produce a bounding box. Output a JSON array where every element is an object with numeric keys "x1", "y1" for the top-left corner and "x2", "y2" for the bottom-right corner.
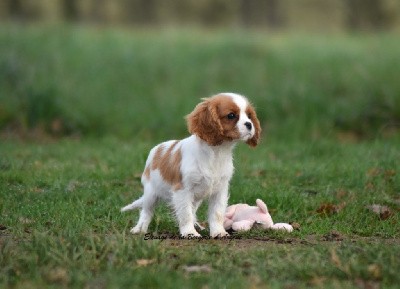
[{"x1": 154, "y1": 232, "x2": 400, "y2": 250}]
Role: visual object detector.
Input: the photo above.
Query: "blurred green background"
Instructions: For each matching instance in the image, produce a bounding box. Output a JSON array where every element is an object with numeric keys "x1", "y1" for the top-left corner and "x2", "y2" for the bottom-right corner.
[
  {"x1": 0, "y1": 0, "x2": 399, "y2": 142},
  {"x1": 2, "y1": 0, "x2": 400, "y2": 31}
]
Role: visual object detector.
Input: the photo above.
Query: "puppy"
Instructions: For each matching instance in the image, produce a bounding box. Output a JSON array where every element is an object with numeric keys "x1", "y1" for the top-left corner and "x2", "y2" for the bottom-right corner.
[{"x1": 121, "y1": 93, "x2": 261, "y2": 237}]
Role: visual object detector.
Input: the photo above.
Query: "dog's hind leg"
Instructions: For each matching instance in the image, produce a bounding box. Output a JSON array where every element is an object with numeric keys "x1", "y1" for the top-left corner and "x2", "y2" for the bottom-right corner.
[
  {"x1": 130, "y1": 184, "x2": 157, "y2": 234},
  {"x1": 193, "y1": 200, "x2": 205, "y2": 231}
]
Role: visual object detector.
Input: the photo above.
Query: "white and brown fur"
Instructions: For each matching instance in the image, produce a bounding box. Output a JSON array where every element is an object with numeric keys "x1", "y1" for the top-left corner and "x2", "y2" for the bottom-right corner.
[{"x1": 121, "y1": 93, "x2": 261, "y2": 237}]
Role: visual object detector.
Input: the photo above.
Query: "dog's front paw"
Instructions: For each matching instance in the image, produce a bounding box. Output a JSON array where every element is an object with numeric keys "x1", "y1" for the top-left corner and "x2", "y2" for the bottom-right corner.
[
  {"x1": 210, "y1": 230, "x2": 230, "y2": 238},
  {"x1": 180, "y1": 229, "x2": 201, "y2": 238},
  {"x1": 180, "y1": 223, "x2": 202, "y2": 238}
]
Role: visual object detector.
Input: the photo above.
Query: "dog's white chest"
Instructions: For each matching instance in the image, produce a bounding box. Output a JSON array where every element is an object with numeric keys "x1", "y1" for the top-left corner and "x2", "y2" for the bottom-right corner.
[{"x1": 189, "y1": 150, "x2": 233, "y2": 198}]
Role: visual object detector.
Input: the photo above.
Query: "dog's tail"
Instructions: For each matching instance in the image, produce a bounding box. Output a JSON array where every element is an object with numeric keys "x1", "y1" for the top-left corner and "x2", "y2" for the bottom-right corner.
[{"x1": 121, "y1": 197, "x2": 143, "y2": 212}]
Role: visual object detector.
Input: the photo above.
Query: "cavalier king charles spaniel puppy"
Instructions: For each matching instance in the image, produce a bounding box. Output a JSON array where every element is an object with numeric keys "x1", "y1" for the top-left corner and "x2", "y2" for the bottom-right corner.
[{"x1": 121, "y1": 93, "x2": 261, "y2": 237}]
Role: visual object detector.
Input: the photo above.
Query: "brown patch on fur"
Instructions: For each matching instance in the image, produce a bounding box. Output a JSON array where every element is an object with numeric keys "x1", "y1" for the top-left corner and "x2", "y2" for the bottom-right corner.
[
  {"x1": 159, "y1": 141, "x2": 183, "y2": 190},
  {"x1": 245, "y1": 104, "x2": 261, "y2": 147},
  {"x1": 186, "y1": 95, "x2": 241, "y2": 146},
  {"x1": 151, "y1": 144, "x2": 164, "y2": 170},
  {"x1": 146, "y1": 141, "x2": 183, "y2": 190},
  {"x1": 143, "y1": 166, "x2": 151, "y2": 179}
]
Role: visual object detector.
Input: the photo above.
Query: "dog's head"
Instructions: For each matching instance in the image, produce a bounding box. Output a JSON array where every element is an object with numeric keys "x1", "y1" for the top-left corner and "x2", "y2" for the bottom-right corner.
[{"x1": 186, "y1": 93, "x2": 261, "y2": 146}]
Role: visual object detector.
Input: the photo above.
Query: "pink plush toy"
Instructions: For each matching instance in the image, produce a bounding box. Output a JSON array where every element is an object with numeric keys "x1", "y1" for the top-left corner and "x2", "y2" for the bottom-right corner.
[{"x1": 223, "y1": 199, "x2": 293, "y2": 232}]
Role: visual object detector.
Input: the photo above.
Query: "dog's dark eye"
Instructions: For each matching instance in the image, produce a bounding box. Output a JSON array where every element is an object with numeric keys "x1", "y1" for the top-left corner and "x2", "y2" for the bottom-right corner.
[
  {"x1": 247, "y1": 113, "x2": 252, "y2": 119},
  {"x1": 227, "y1": 113, "x2": 236, "y2": 120}
]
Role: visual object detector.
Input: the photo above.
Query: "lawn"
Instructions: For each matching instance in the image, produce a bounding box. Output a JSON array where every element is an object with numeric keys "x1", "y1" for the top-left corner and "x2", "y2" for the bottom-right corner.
[{"x1": 0, "y1": 26, "x2": 399, "y2": 288}]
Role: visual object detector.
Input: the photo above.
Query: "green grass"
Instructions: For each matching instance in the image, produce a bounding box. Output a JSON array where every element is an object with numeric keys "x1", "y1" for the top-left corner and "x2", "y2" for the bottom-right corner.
[
  {"x1": 1, "y1": 138, "x2": 399, "y2": 288},
  {"x1": 1, "y1": 25, "x2": 400, "y2": 288}
]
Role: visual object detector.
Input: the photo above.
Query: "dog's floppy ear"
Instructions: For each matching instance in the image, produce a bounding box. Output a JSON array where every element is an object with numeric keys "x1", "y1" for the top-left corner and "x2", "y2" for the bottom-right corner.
[
  {"x1": 186, "y1": 98, "x2": 224, "y2": 146},
  {"x1": 256, "y1": 199, "x2": 268, "y2": 214},
  {"x1": 246, "y1": 104, "x2": 261, "y2": 147}
]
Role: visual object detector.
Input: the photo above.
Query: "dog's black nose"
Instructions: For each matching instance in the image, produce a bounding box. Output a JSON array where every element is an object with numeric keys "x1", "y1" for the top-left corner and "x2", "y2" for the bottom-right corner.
[{"x1": 245, "y1": 122, "x2": 252, "y2": 130}]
